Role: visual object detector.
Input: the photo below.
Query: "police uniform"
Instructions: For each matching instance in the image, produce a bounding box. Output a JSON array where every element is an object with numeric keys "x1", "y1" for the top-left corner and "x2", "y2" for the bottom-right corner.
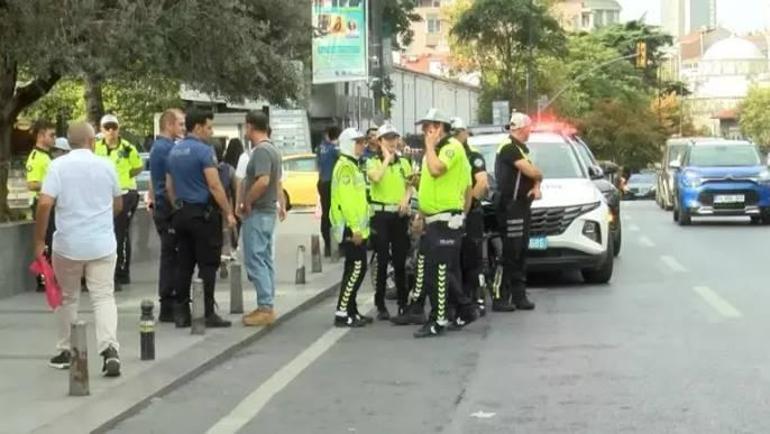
[
  {"x1": 493, "y1": 135, "x2": 536, "y2": 311},
  {"x1": 149, "y1": 135, "x2": 177, "y2": 322},
  {"x1": 331, "y1": 128, "x2": 371, "y2": 327},
  {"x1": 27, "y1": 146, "x2": 54, "y2": 290},
  {"x1": 461, "y1": 144, "x2": 487, "y2": 311},
  {"x1": 95, "y1": 137, "x2": 143, "y2": 284},
  {"x1": 367, "y1": 125, "x2": 412, "y2": 319},
  {"x1": 166, "y1": 135, "x2": 230, "y2": 328}
]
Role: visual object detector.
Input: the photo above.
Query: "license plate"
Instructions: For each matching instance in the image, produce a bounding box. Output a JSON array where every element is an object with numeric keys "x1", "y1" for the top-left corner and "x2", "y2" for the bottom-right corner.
[
  {"x1": 714, "y1": 194, "x2": 745, "y2": 204},
  {"x1": 528, "y1": 237, "x2": 548, "y2": 250}
]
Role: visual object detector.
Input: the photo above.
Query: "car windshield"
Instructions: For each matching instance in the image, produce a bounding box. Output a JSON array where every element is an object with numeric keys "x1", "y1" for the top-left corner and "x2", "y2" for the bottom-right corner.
[
  {"x1": 667, "y1": 144, "x2": 688, "y2": 165},
  {"x1": 688, "y1": 145, "x2": 760, "y2": 167},
  {"x1": 628, "y1": 173, "x2": 655, "y2": 184},
  {"x1": 528, "y1": 142, "x2": 585, "y2": 179}
]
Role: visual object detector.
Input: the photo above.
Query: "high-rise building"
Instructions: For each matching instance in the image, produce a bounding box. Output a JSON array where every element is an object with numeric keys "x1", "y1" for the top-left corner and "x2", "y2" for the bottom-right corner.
[
  {"x1": 662, "y1": 0, "x2": 716, "y2": 39},
  {"x1": 551, "y1": 0, "x2": 622, "y2": 32}
]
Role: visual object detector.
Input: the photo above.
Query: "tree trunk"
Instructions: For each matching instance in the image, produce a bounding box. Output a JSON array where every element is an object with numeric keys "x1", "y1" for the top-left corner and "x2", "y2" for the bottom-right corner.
[
  {"x1": 0, "y1": 119, "x2": 11, "y2": 222},
  {"x1": 84, "y1": 73, "x2": 105, "y2": 128}
]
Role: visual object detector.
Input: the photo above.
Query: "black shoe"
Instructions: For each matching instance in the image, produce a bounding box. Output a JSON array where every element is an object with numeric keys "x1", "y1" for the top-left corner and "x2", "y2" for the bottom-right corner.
[
  {"x1": 477, "y1": 298, "x2": 487, "y2": 317},
  {"x1": 36, "y1": 274, "x2": 46, "y2": 293},
  {"x1": 355, "y1": 312, "x2": 374, "y2": 325},
  {"x1": 205, "y1": 313, "x2": 232, "y2": 328},
  {"x1": 413, "y1": 321, "x2": 445, "y2": 338},
  {"x1": 447, "y1": 317, "x2": 468, "y2": 331},
  {"x1": 492, "y1": 299, "x2": 517, "y2": 312},
  {"x1": 100, "y1": 346, "x2": 121, "y2": 377},
  {"x1": 175, "y1": 303, "x2": 191, "y2": 328},
  {"x1": 390, "y1": 304, "x2": 426, "y2": 326},
  {"x1": 376, "y1": 307, "x2": 390, "y2": 321},
  {"x1": 334, "y1": 316, "x2": 366, "y2": 328},
  {"x1": 458, "y1": 304, "x2": 480, "y2": 325},
  {"x1": 116, "y1": 275, "x2": 131, "y2": 285},
  {"x1": 48, "y1": 350, "x2": 71, "y2": 369},
  {"x1": 114, "y1": 280, "x2": 122, "y2": 292},
  {"x1": 159, "y1": 303, "x2": 175, "y2": 323},
  {"x1": 514, "y1": 297, "x2": 536, "y2": 311}
]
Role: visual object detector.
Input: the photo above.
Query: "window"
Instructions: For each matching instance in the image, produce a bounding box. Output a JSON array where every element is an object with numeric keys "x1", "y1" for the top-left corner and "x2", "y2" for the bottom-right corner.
[
  {"x1": 419, "y1": 0, "x2": 441, "y2": 7},
  {"x1": 581, "y1": 12, "x2": 590, "y2": 29},
  {"x1": 427, "y1": 14, "x2": 441, "y2": 33},
  {"x1": 688, "y1": 145, "x2": 761, "y2": 167},
  {"x1": 284, "y1": 157, "x2": 317, "y2": 173},
  {"x1": 594, "y1": 10, "x2": 605, "y2": 28}
]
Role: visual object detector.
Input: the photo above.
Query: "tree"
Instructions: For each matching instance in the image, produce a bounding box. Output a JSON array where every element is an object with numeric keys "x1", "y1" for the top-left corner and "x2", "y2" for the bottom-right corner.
[
  {"x1": 384, "y1": 0, "x2": 422, "y2": 49},
  {"x1": 651, "y1": 91, "x2": 699, "y2": 138},
  {"x1": 739, "y1": 86, "x2": 770, "y2": 146}
]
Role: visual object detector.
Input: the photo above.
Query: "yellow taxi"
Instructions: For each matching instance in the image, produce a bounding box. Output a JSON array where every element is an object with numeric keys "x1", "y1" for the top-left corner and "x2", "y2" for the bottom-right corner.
[{"x1": 282, "y1": 153, "x2": 318, "y2": 209}]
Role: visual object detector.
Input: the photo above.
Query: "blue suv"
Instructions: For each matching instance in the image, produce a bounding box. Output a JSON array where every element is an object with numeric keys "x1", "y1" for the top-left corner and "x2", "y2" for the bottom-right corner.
[{"x1": 672, "y1": 139, "x2": 770, "y2": 225}]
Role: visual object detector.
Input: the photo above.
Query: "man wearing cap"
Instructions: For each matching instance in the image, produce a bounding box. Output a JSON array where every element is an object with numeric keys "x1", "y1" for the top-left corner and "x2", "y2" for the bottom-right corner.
[
  {"x1": 405, "y1": 108, "x2": 478, "y2": 338},
  {"x1": 95, "y1": 114, "x2": 144, "y2": 289},
  {"x1": 27, "y1": 119, "x2": 56, "y2": 292},
  {"x1": 52, "y1": 137, "x2": 72, "y2": 159},
  {"x1": 452, "y1": 117, "x2": 490, "y2": 316},
  {"x1": 493, "y1": 112, "x2": 543, "y2": 312},
  {"x1": 366, "y1": 124, "x2": 413, "y2": 320},
  {"x1": 331, "y1": 128, "x2": 371, "y2": 328}
]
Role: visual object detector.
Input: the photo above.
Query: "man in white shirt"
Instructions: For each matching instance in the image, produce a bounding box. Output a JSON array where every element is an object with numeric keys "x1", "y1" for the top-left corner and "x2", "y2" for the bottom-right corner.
[{"x1": 33, "y1": 121, "x2": 125, "y2": 377}]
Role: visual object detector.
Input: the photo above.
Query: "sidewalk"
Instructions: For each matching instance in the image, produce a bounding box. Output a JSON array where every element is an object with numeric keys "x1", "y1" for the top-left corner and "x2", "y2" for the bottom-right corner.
[{"x1": 0, "y1": 212, "x2": 342, "y2": 434}]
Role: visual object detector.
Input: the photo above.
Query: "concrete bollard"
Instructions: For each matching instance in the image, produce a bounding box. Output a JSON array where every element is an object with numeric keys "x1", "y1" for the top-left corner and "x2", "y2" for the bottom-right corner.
[
  {"x1": 330, "y1": 241, "x2": 341, "y2": 263},
  {"x1": 191, "y1": 278, "x2": 205, "y2": 335},
  {"x1": 229, "y1": 262, "x2": 244, "y2": 314},
  {"x1": 311, "y1": 235, "x2": 323, "y2": 273},
  {"x1": 140, "y1": 300, "x2": 155, "y2": 361},
  {"x1": 69, "y1": 321, "x2": 89, "y2": 396},
  {"x1": 295, "y1": 245, "x2": 307, "y2": 284}
]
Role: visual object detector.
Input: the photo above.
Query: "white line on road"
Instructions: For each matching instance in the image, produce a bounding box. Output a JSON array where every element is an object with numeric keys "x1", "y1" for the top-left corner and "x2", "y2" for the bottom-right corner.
[
  {"x1": 660, "y1": 255, "x2": 687, "y2": 273},
  {"x1": 628, "y1": 224, "x2": 641, "y2": 232},
  {"x1": 638, "y1": 236, "x2": 655, "y2": 247},
  {"x1": 206, "y1": 301, "x2": 373, "y2": 434},
  {"x1": 693, "y1": 286, "x2": 742, "y2": 319}
]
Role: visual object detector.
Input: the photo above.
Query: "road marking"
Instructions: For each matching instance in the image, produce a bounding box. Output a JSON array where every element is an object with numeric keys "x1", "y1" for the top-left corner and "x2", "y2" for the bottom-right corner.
[
  {"x1": 660, "y1": 255, "x2": 687, "y2": 272},
  {"x1": 638, "y1": 236, "x2": 655, "y2": 247},
  {"x1": 693, "y1": 286, "x2": 742, "y2": 319},
  {"x1": 628, "y1": 224, "x2": 641, "y2": 232},
  {"x1": 206, "y1": 301, "x2": 374, "y2": 434}
]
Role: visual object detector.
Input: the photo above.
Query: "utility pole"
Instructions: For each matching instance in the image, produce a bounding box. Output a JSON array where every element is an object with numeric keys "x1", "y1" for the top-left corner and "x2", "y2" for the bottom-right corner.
[{"x1": 526, "y1": 0, "x2": 534, "y2": 113}]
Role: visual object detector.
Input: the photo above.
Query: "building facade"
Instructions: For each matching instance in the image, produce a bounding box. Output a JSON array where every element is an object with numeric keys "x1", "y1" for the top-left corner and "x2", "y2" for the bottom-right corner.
[
  {"x1": 551, "y1": 0, "x2": 622, "y2": 32},
  {"x1": 662, "y1": 0, "x2": 717, "y2": 39}
]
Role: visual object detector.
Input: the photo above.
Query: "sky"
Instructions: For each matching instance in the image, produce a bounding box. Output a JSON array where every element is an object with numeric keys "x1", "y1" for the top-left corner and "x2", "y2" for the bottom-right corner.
[{"x1": 618, "y1": 0, "x2": 768, "y2": 34}]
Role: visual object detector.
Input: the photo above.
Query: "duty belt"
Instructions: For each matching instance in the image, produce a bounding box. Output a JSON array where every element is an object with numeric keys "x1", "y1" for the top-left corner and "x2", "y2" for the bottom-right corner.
[
  {"x1": 371, "y1": 203, "x2": 400, "y2": 213},
  {"x1": 424, "y1": 211, "x2": 464, "y2": 225}
]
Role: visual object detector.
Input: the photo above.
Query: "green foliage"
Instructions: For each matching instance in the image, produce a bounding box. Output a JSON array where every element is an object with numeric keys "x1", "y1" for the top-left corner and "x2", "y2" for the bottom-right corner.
[
  {"x1": 383, "y1": 0, "x2": 422, "y2": 49},
  {"x1": 739, "y1": 86, "x2": 770, "y2": 146}
]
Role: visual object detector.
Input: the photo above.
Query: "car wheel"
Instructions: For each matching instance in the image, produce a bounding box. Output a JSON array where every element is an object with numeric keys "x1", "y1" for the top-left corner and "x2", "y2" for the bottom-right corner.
[
  {"x1": 672, "y1": 203, "x2": 679, "y2": 222},
  {"x1": 751, "y1": 216, "x2": 762, "y2": 225},
  {"x1": 283, "y1": 190, "x2": 292, "y2": 212},
  {"x1": 582, "y1": 236, "x2": 614, "y2": 284},
  {"x1": 612, "y1": 223, "x2": 621, "y2": 257},
  {"x1": 677, "y1": 204, "x2": 691, "y2": 226}
]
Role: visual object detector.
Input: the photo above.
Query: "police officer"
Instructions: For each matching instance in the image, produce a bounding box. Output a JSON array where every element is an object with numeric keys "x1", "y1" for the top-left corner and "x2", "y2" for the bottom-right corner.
[
  {"x1": 407, "y1": 109, "x2": 478, "y2": 338},
  {"x1": 366, "y1": 124, "x2": 412, "y2": 320},
  {"x1": 26, "y1": 119, "x2": 56, "y2": 292},
  {"x1": 331, "y1": 128, "x2": 371, "y2": 328},
  {"x1": 95, "y1": 115, "x2": 144, "y2": 288},
  {"x1": 493, "y1": 112, "x2": 543, "y2": 312},
  {"x1": 166, "y1": 109, "x2": 236, "y2": 328},
  {"x1": 452, "y1": 117, "x2": 490, "y2": 317}
]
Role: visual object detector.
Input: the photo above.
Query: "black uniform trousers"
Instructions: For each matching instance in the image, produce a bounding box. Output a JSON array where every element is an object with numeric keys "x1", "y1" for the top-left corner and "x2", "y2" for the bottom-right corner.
[
  {"x1": 336, "y1": 229, "x2": 368, "y2": 317},
  {"x1": 172, "y1": 204, "x2": 222, "y2": 317},
  {"x1": 31, "y1": 199, "x2": 55, "y2": 288},
  {"x1": 409, "y1": 220, "x2": 472, "y2": 325},
  {"x1": 317, "y1": 180, "x2": 332, "y2": 252},
  {"x1": 153, "y1": 205, "x2": 177, "y2": 308},
  {"x1": 114, "y1": 190, "x2": 139, "y2": 281},
  {"x1": 461, "y1": 207, "x2": 485, "y2": 301},
  {"x1": 371, "y1": 211, "x2": 410, "y2": 309},
  {"x1": 495, "y1": 199, "x2": 532, "y2": 303}
]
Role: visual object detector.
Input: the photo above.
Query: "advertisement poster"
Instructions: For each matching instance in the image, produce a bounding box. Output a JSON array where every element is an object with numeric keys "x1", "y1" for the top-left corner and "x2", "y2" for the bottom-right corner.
[{"x1": 312, "y1": 0, "x2": 368, "y2": 84}]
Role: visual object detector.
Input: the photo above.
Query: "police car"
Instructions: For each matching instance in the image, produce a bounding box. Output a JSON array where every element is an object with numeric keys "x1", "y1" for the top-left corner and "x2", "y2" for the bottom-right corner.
[{"x1": 470, "y1": 123, "x2": 615, "y2": 284}]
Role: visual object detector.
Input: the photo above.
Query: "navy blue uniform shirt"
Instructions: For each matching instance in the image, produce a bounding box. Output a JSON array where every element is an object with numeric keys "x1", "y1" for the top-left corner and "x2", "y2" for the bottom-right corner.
[
  {"x1": 149, "y1": 136, "x2": 175, "y2": 212},
  {"x1": 316, "y1": 140, "x2": 339, "y2": 182},
  {"x1": 167, "y1": 136, "x2": 216, "y2": 205}
]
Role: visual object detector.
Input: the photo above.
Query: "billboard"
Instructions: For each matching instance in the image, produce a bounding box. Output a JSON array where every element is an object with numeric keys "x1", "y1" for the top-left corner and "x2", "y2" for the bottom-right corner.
[{"x1": 312, "y1": 0, "x2": 368, "y2": 84}]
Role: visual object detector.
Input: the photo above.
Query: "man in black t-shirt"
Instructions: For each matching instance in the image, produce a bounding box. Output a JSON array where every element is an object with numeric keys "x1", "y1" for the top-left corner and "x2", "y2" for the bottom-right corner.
[{"x1": 493, "y1": 112, "x2": 543, "y2": 312}]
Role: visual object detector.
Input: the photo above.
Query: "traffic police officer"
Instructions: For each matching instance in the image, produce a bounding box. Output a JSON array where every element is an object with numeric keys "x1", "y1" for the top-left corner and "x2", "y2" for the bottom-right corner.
[
  {"x1": 27, "y1": 119, "x2": 56, "y2": 291},
  {"x1": 366, "y1": 124, "x2": 413, "y2": 320},
  {"x1": 166, "y1": 109, "x2": 236, "y2": 328},
  {"x1": 409, "y1": 109, "x2": 478, "y2": 338},
  {"x1": 95, "y1": 114, "x2": 144, "y2": 288},
  {"x1": 493, "y1": 112, "x2": 543, "y2": 312},
  {"x1": 331, "y1": 128, "x2": 371, "y2": 328},
  {"x1": 452, "y1": 117, "x2": 490, "y2": 316}
]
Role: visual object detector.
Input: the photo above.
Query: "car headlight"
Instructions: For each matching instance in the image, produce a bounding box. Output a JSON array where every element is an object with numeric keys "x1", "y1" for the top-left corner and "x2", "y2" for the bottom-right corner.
[
  {"x1": 683, "y1": 170, "x2": 702, "y2": 187},
  {"x1": 751, "y1": 169, "x2": 770, "y2": 184},
  {"x1": 582, "y1": 221, "x2": 601, "y2": 243}
]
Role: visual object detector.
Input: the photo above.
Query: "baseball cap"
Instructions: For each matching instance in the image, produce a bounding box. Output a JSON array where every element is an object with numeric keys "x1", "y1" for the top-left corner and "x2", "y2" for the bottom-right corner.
[
  {"x1": 54, "y1": 137, "x2": 71, "y2": 152},
  {"x1": 377, "y1": 124, "x2": 400, "y2": 139},
  {"x1": 415, "y1": 108, "x2": 451, "y2": 125},
  {"x1": 450, "y1": 117, "x2": 467, "y2": 131},
  {"x1": 100, "y1": 114, "x2": 119, "y2": 127},
  {"x1": 506, "y1": 111, "x2": 532, "y2": 131}
]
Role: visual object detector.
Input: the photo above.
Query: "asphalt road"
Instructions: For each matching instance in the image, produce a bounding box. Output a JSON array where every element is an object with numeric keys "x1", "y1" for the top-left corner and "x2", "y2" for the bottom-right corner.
[{"x1": 109, "y1": 201, "x2": 770, "y2": 434}]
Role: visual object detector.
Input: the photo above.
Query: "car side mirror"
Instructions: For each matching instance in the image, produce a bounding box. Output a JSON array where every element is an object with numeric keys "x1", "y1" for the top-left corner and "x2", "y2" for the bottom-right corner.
[{"x1": 588, "y1": 165, "x2": 605, "y2": 180}]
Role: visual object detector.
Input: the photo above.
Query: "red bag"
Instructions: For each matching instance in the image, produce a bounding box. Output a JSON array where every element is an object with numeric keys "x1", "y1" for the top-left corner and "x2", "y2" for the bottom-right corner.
[{"x1": 29, "y1": 255, "x2": 62, "y2": 310}]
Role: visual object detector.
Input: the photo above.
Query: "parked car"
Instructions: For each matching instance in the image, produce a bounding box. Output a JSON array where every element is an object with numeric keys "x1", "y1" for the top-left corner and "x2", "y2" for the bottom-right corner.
[
  {"x1": 282, "y1": 153, "x2": 319, "y2": 209},
  {"x1": 624, "y1": 172, "x2": 656, "y2": 200},
  {"x1": 657, "y1": 137, "x2": 714, "y2": 210}
]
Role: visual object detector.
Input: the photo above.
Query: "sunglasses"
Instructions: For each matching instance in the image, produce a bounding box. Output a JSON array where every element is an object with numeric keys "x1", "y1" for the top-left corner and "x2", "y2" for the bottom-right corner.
[{"x1": 103, "y1": 124, "x2": 119, "y2": 131}]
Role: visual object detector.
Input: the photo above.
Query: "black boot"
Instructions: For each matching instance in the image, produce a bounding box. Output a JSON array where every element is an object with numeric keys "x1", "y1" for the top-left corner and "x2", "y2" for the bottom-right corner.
[
  {"x1": 334, "y1": 315, "x2": 366, "y2": 328},
  {"x1": 174, "y1": 303, "x2": 191, "y2": 328},
  {"x1": 413, "y1": 321, "x2": 445, "y2": 338},
  {"x1": 390, "y1": 303, "x2": 426, "y2": 326},
  {"x1": 513, "y1": 296, "x2": 536, "y2": 311},
  {"x1": 159, "y1": 302, "x2": 175, "y2": 323},
  {"x1": 492, "y1": 299, "x2": 516, "y2": 312},
  {"x1": 477, "y1": 298, "x2": 487, "y2": 317},
  {"x1": 376, "y1": 306, "x2": 390, "y2": 321},
  {"x1": 205, "y1": 312, "x2": 232, "y2": 328}
]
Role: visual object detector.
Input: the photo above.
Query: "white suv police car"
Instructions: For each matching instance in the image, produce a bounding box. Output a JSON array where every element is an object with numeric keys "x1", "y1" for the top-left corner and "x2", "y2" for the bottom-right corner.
[{"x1": 471, "y1": 124, "x2": 614, "y2": 284}]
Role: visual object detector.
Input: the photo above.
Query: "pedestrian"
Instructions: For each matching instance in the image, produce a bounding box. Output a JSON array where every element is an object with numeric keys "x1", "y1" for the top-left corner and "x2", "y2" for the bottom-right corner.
[
  {"x1": 452, "y1": 117, "x2": 490, "y2": 317},
  {"x1": 26, "y1": 119, "x2": 56, "y2": 292},
  {"x1": 362, "y1": 127, "x2": 379, "y2": 162},
  {"x1": 492, "y1": 112, "x2": 542, "y2": 312},
  {"x1": 213, "y1": 139, "x2": 238, "y2": 272},
  {"x1": 397, "y1": 109, "x2": 478, "y2": 338},
  {"x1": 166, "y1": 109, "x2": 236, "y2": 328},
  {"x1": 331, "y1": 127, "x2": 371, "y2": 327},
  {"x1": 148, "y1": 108, "x2": 186, "y2": 323},
  {"x1": 366, "y1": 124, "x2": 412, "y2": 321},
  {"x1": 223, "y1": 138, "x2": 245, "y2": 251},
  {"x1": 316, "y1": 126, "x2": 341, "y2": 257},
  {"x1": 94, "y1": 114, "x2": 144, "y2": 290},
  {"x1": 52, "y1": 137, "x2": 71, "y2": 159},
  {"x1": 239, "y1": 110, "x2": 288, "y2": 327},
  {"x1": 34, "y1": 121, "x2": 123, "y2": 377}
]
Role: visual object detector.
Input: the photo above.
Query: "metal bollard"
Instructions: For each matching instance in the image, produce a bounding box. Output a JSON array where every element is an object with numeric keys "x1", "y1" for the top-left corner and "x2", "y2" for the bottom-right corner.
[
  {"x1": 295, "y1": 245, "x2": 306, "y2": 284},
  {"x1": 330, "y1": 241, "x2": 341, "y2": 263},
  {"x1": 191, "y1": 278, "x2": 205, "y2": 335},
  {"x1": 69, "y1": 321, "x2": 89, "y2": 396},
  {"x1": 140, "y1": 300, "x2": 155, "y2": 361},
  {"x1": 311, "y1": 235, "x2": 323, "y2": 273},
  {"x1": 230, "y1": 262, "x2": 244, "y2": 314}
]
